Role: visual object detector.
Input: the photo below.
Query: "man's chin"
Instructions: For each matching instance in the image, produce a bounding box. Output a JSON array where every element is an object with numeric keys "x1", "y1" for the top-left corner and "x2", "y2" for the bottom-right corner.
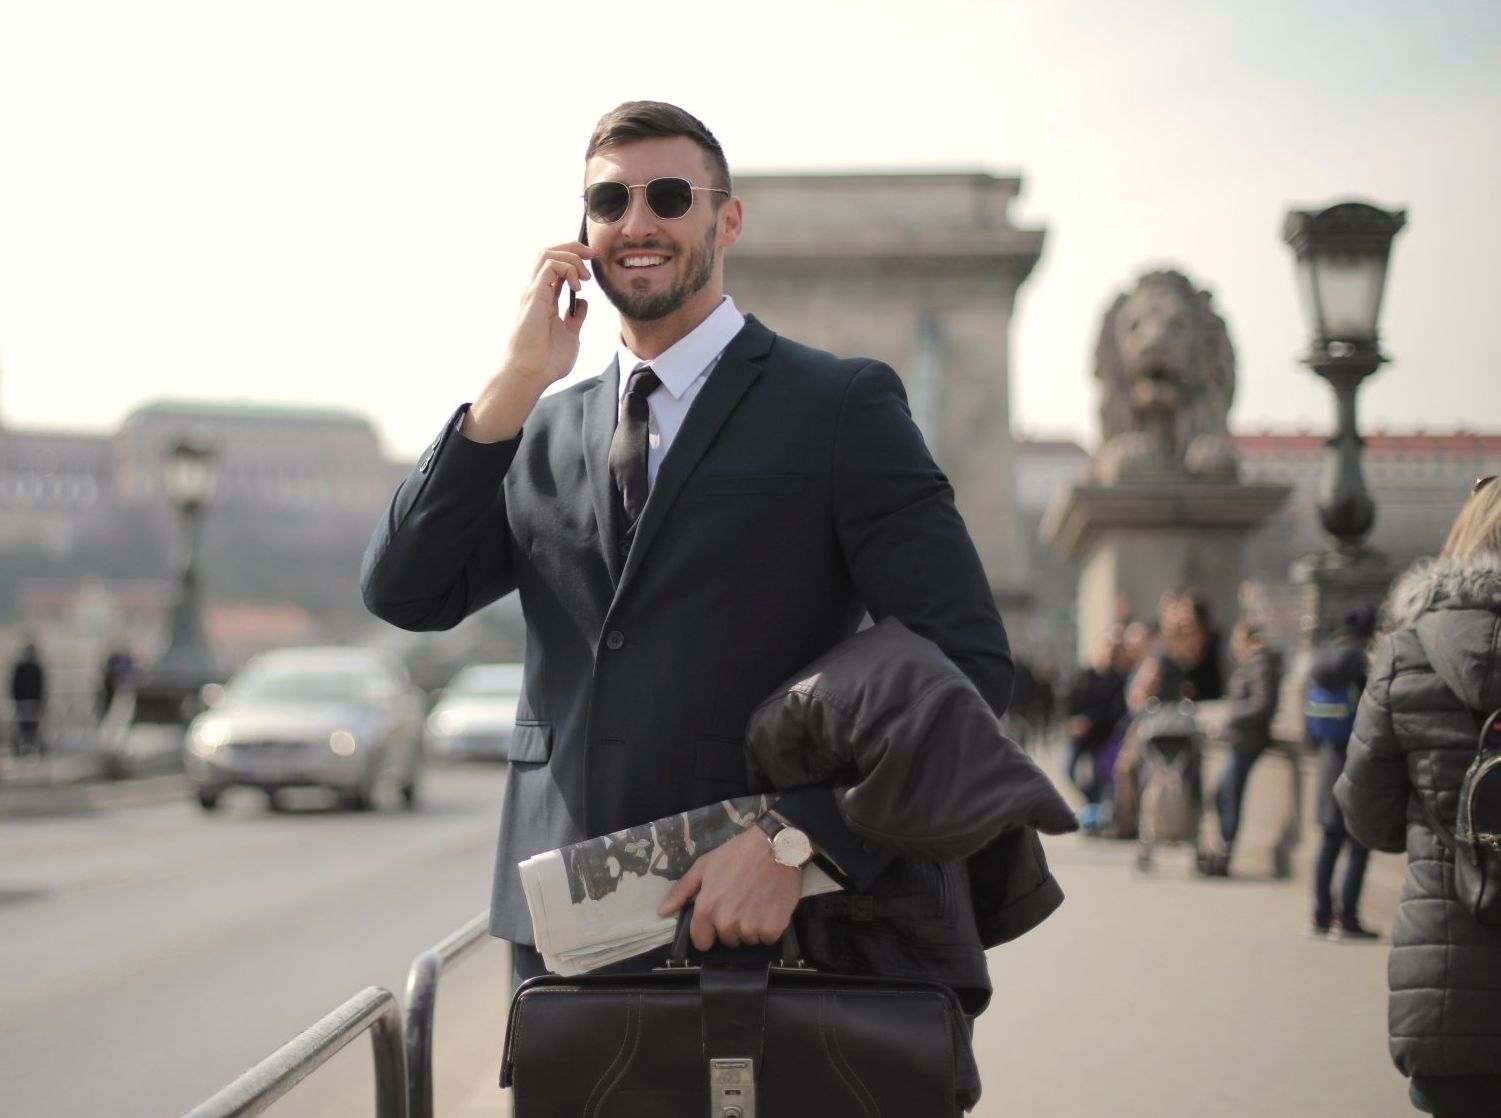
[{"x1": 600, "y1": 284, "x2": 685, "y2": 324}]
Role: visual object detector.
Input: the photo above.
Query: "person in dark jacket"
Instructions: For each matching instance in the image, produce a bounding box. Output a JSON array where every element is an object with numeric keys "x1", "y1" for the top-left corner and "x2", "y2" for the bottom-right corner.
[
  {"x1": 1202, "y1": 619, "x2": 1282, "y2": 875},
  {"x1": 1062, "y1": 628, "x2": 1129, "y2": 815},
  {"x1": 1336, "y1": 478, "x2": 1501, "y2": 1118},
  {"x1": 1305, "y1": 604, "x2": 1379, "y2": 938},
  {"x1": 8, "y1": 641, "x2": 46, "y2": 758}
]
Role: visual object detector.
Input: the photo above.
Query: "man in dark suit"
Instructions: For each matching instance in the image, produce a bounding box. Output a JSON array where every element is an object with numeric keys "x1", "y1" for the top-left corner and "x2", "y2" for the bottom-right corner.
[{"x1": 362, "y1": 101, "x2": 1013, "y2": 976}]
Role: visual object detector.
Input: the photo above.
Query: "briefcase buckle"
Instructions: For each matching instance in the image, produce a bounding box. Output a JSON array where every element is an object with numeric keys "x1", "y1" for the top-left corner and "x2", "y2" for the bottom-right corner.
[{"x1": 708, "y1": 1057, "x2": 756, "y2": 1118}]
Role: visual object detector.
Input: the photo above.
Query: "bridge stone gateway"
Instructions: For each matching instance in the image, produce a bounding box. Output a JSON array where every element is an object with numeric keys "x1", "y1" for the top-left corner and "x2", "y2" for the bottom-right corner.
[{"x1": 728, "y1": 172, "x2": 1045, "y2": 621}]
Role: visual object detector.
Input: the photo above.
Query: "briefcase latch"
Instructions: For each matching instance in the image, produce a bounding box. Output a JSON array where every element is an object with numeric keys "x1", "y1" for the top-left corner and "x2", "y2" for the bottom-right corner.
[{"x1": 709, "y1": 1057, "x2": 756, "y2": 1118}]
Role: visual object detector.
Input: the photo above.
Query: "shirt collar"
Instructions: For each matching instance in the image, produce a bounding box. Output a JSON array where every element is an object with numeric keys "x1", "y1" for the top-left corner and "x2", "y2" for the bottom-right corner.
[{"x1": 615, "y1": 297, "x2": 746, "y2": 403}]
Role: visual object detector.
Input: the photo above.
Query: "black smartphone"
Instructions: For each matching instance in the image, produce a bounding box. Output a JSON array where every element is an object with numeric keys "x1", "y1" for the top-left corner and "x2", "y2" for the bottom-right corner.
[{"x1": 568, "y1": 215, "x2": 588, "y2": 317}]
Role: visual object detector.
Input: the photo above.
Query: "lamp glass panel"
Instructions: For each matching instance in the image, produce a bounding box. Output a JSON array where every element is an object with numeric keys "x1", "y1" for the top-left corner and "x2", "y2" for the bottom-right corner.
[
  {"x1": 1294, "y1": 259, "x2": 1322, "y2": 345},
  {"x1": 165, "y1": 447, "x2": 218, "y2": 505},
  {"x1": 1310, "y1": 252, "x2": 1387, "y2": 341}
]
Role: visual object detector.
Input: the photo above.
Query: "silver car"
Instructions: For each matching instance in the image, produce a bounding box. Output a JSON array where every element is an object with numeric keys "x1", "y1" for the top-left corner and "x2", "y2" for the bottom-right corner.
[
  {"x1": 184, "y1": 646, "x2": 426, "y2": 812},
  {"x1": 424, "y1": 662, "x2": 524, "y2": 762}
]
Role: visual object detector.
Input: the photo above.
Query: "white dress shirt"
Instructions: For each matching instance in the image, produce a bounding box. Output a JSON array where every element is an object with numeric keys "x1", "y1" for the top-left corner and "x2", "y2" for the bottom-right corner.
[{"x1": 615, "y1": 296, "x2": 745, "y2": 487}]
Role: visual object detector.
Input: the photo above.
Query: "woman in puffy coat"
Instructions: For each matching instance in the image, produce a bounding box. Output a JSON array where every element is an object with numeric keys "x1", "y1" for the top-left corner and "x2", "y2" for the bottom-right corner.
[{"x1": 1335, "y1": 476, "x2": 1501, "y2": 1118}]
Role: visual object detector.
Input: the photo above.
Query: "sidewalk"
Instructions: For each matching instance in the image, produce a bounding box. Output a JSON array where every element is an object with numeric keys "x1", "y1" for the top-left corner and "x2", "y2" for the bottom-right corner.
[{"x1": 0, "y1": 744, "x2": 186, "y2": 817}]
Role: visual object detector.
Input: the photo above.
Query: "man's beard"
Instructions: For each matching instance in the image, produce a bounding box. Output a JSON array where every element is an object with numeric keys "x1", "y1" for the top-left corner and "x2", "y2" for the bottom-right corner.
[{"x1": 596, "y1": 220, "x2": 717, "y2": 323}]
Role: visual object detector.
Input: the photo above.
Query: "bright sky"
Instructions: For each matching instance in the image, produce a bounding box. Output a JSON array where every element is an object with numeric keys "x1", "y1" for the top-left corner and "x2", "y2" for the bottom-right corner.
[{"x1": 1, "y1": 1, "x2": 1496, "y2": 460}]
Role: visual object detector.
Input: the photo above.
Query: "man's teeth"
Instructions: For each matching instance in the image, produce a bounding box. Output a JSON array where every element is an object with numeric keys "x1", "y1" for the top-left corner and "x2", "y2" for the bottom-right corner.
[{"x1": 621, "y1": 256, "x2": 668, "y2": 268}]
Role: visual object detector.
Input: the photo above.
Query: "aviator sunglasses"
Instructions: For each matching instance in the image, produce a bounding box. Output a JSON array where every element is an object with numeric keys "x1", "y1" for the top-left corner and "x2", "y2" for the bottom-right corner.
[{"x1": 583, "y1": 177, "x2": 729, "y2": 224}]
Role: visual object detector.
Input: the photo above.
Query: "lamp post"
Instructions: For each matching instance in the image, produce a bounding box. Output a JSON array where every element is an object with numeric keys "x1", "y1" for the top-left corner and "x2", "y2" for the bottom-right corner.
[
  {"x1": 145, "y1": 438, "x2": 221, "y2": 715},
  {"x1": 1283, "y1": 200, "x2": 1406, "y2": 552},
  {"x1": 1283, "y1": 200, "x2": 1406, "y2": 651}
]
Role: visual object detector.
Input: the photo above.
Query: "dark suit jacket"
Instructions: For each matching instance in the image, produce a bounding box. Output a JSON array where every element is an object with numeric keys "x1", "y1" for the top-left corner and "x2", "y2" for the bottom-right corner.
[{"x1": 362, "y1": 316, "x2": 1013, "y2": 941}]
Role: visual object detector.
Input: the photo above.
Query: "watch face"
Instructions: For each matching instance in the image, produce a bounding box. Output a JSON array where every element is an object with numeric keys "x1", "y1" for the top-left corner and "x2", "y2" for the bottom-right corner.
[{"x1": 772, "y1": 826, "x2": 812, "y2": 868}]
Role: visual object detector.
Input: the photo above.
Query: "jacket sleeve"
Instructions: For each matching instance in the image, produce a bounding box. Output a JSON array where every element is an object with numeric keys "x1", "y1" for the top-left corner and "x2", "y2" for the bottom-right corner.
[
  {"x1": 1334, "y1": 636, "x2": 1409, "y2": 853},
  {"x1": 361, "y1": 405, "x2": 521, "y2": 631},
  {"x1": 1224, "y1": 652, "x2": 1277, "y2": 735},
  {"x1": 830, "y1": 361, "x2": 1013, "y2": 716}
]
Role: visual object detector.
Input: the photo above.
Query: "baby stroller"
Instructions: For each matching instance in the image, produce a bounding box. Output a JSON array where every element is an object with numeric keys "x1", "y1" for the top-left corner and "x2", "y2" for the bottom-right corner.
[{"x1": 1131, "y1": 699, "x2": 1205, "y2": 871}]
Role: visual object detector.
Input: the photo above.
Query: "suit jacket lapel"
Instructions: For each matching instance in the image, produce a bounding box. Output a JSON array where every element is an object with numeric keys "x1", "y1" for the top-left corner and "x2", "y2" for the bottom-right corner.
[
  {"x1": 582, "y1": 356, "x2": 624, "y2": 584},
  {"x1": 615, "y1": 318, "x2": 775, "y2": 598}
]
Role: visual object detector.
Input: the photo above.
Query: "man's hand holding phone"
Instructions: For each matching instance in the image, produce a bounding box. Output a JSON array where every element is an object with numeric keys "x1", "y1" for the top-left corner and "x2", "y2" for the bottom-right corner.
[{"x1": 463, "y1": 237, "x2": 592, "y2": 443}]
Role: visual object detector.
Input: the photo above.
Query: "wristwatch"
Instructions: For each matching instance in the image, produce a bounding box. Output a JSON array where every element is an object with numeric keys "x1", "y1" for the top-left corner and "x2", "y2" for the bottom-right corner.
[{"x1": 755, "y1": 810, "x2": 813, "y2": 869}]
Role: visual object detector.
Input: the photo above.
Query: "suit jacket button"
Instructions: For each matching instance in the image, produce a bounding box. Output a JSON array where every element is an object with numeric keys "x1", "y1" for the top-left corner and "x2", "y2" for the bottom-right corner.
[{"x1": 605, "y1": 631, "x2": 625, "y2": 651}]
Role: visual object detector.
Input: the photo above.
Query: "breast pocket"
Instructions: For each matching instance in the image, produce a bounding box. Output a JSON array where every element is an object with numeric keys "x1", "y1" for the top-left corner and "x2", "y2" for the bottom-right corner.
[{"x1": 700, "y1": 472, "x2": 808, "y2": 497}]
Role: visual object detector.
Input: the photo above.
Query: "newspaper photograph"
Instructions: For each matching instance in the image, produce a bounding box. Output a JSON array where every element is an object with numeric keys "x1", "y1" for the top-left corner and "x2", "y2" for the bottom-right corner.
[{"x1": 518, "y1": 794, "x2": 841, "y2": 975}]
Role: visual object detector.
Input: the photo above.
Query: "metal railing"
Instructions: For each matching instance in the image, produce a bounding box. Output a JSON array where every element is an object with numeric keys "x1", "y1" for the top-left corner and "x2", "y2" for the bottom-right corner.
[
  {"x1": 183, "y1": 986, "x2": 408, "y2": 1118},
  {"x1": 402, "y1": 910, "x2": 503, "y2": 1118}
]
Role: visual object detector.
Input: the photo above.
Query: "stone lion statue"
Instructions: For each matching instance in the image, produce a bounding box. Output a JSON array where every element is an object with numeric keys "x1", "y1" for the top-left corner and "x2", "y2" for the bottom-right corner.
[{"x1": 1092, "y1": 270, "x2": 1238, "y2": 483}]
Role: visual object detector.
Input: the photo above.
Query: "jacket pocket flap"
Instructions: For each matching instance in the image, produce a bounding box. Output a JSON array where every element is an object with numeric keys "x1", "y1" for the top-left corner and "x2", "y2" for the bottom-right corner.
[
  {"x1": 507, "y1": 721, "x2": 552, "y2": 763},
  {"x1": 695, "y1": 738, "x2": 747, "y2": 782},
  {"x1": 702, "y1": 472, "x2": 808, "y2": 496}
]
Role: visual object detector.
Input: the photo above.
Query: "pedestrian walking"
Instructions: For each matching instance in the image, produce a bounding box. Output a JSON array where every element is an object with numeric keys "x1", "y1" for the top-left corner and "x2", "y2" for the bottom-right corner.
[
  {"x1": 1063, "y1": 627, "x2": 1128, "y2": 826},
  {"x1": 1201, "y1": 619, "x2": 1282, "y2": 875},
  {"x1": 8, "y1": 641, "x2": 47, "y2": 759},
  {"x1": 99, "y1": 646, "x2": 136, "y2": 719},
  {"x1": 1305, "y1": 604, "x2": 1379, "y2": 939},
  {"x1": 1336, "y1": 476, "x2": 1501, "y2": 1117}
]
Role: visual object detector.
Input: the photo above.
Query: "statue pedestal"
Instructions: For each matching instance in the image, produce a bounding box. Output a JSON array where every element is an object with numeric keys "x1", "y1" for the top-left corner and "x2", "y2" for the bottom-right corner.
[{"x1": 1043, "y1": 481, "x2": 1291, "y2": 661}]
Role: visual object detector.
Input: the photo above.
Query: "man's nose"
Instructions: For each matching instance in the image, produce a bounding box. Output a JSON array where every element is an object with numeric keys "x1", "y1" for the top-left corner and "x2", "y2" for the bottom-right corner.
[{"x1": 617, "y1": 186, "x2": 661, "y2": 242}]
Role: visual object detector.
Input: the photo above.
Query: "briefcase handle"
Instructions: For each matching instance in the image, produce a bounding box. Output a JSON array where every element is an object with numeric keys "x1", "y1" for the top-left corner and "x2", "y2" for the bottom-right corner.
[{"x1": 666, "y1": 903, "x2": 808, "y2": 969}]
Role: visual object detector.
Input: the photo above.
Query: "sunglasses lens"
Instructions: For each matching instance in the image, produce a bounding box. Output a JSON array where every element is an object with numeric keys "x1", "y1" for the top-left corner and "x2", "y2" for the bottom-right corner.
[
  {"x1": 584, "y1": 182, "x2": 629, "y2": 224},
  {"x1": 645, "y1": 178, "x2": 695, "y2": 219}
]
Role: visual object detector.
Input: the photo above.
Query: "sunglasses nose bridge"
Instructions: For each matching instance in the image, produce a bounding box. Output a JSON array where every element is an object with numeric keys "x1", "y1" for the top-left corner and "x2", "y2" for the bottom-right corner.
[{"x1": 619, "y1": 185, "x2": 661, "y2": 232}]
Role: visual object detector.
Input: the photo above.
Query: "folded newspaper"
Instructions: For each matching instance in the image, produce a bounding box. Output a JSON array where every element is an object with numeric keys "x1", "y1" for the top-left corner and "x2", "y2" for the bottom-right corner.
[{"x1": 518, "y1": 793, "x2": 842, "y2": 975}]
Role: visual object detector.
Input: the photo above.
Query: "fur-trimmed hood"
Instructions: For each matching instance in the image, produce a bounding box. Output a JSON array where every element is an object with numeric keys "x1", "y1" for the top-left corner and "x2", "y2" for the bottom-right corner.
[
  {"x1": 1383, "y1": 552, "x2": 1501, "y2": 633},
  {"x1": 1382, "y1": 551, "x2": 1501, "y2": 714}
]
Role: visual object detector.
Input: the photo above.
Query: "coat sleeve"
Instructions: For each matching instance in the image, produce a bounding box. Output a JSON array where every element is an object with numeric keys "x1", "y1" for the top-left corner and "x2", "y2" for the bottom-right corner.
[
  {"x1": 830, "y1": 361, "x2": 1013, "y2": 716},
  {"x1": 361, "y1": 405, "x2": 521, "y2": 631},
  {"x1": 1334, "y1": 636, "x2": 1409, "y2": 853},
  {"x1": 1224, "y1": 653, "x2": 1277, "y2": 735}
]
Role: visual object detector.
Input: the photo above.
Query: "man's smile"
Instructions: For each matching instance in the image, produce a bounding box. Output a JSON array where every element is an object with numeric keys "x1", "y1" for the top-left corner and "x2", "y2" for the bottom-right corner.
[{"x1": 618, "y1": 254, "x2": 671, "y2": 270}]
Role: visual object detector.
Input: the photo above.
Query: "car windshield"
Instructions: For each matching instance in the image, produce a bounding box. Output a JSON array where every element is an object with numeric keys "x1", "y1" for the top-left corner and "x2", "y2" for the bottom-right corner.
[{"x1": 230, "y1": 667, "x2": 375, "y2": 704}]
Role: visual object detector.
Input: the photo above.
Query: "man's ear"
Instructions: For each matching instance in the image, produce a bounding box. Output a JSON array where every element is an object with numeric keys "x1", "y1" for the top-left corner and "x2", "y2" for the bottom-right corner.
[{"x1": 718, "y1": 196, "x2": 744, "y2": 249}]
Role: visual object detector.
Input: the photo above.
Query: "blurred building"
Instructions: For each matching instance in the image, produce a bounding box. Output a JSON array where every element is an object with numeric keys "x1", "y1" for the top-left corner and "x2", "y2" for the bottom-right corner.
[
  {"x1": 730, "y1": 171, "x2": 1044, "y2": 617},
  {"x1": 0, "y1": 401, "x2": 411, "y2": 688}
]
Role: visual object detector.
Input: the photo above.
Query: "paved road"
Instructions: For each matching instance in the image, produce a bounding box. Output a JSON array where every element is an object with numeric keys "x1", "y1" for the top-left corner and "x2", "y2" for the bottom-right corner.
[{"x1": 0, "y1": 763, "x2": 510, "y2": 1118}]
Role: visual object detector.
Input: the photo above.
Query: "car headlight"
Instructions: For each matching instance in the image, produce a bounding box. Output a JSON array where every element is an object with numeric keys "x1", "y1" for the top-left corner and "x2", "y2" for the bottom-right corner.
[
  {"x1": 329, "y1": 730, "x2": 358, "y2": 756},
  {"x1": 431, "y1": 709, "x2": 466, "y2": 736},
  {"x1": 189, "y1": 721, "x2": 229, "y2": 758}
]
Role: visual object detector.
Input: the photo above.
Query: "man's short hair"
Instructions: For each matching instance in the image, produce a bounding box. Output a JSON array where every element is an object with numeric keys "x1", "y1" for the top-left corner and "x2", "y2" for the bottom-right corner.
[{"x1": 585, "y1": 101, "x2": 731, "y2": 193}]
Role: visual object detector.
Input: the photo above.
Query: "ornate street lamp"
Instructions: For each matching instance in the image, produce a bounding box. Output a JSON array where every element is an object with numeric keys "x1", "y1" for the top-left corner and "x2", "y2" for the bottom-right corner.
[
  {"x1": 1283, "y1": 200, "x2": 1407, "y2": 551},
  {"x1": 146, "y1": 438, "x2": 221, "y2": 712}
]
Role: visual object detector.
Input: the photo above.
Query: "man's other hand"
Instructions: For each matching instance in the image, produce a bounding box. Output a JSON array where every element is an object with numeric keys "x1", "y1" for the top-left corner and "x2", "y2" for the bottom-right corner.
[{"x1": 658, "y1": 827, "x2": 802, "y2": 952}]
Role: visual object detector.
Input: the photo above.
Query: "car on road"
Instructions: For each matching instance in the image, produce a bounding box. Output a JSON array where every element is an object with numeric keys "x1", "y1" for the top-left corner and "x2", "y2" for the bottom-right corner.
[
  {"x1": 423, "y1": 662, "x2": 524, "y2": 762},
  {"x1": 184, "y1": 646, "x2": 427, "y2": 812}
]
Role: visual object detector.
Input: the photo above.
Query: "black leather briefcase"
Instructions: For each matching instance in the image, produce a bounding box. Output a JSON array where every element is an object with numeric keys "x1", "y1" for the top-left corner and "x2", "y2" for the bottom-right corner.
[{"x1": 500, "y1": 921, "x2": 979, "y2": 1116}]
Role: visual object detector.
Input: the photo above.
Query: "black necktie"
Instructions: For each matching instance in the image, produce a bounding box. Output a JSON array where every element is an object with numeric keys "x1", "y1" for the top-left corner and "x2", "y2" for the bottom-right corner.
[{"x1": 608, "y1": 364, "x2": 661, "y2": 550}]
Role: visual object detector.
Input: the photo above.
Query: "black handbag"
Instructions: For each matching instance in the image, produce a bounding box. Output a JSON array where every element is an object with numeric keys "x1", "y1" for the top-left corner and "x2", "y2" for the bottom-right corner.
[{"x1": 501, "y1": 912, "x2": 980, "y2": 1116}]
